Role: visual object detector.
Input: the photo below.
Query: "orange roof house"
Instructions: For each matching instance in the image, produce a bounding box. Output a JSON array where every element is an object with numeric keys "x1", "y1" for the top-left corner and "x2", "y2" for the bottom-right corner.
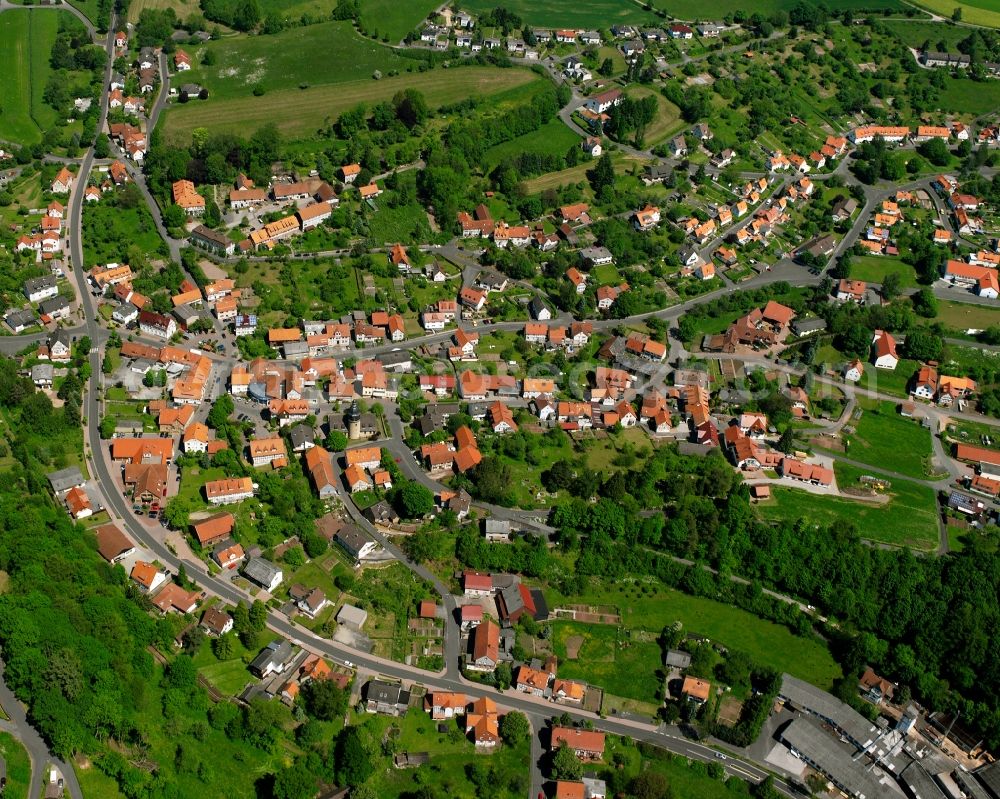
[
  {"x1": 550, "y1": 727, "x2": 605, "y2": 759},
  {"x1": 192, "y1": 512, "x2": 234, "y2": 544},
  {"x1": 682, "y1": 675, "x2": 712, "y2": 703}
]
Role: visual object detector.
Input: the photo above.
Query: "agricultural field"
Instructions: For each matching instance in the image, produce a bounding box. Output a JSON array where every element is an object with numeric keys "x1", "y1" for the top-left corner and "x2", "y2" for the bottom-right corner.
[
  {"x1": 757, "y1": 462, "x2": 940, "y2": 551},
  {"x1": 909, "y1": 0, "x2": 1000, "y2": 28},
  {"x1": 545, "y1": 580, "x2": 842, "y2": 689},
  {"x1": 0, "y1": 9, "x2": 65, "y2": 144},
  {"x1": 483, "y1": 119, "x2": 582, "y2": 171},
  {"x1": 459, "y1": 0, "x2": 656, "y2": 28},
  {"x1": 358, "y1": 0, "x2": 440, "y2": 42},
  {"x1": 850, "y1": 255, "x2": 919, "y2": 288},
  {"x1": 162, "y1": 66, "x2": 540, "y2": 141},
  {"x1": 126, "y1": 0, "x2": 199, "y2": 23}
]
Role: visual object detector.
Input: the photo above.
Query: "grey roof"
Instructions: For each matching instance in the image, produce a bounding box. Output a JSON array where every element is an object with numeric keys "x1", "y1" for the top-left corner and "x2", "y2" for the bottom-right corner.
[
  {"x1": 289, "y1": 425, "x2": 314, "y2": 448},
  {"x1": 337, "y1": 603, "x2": 368, "y2": 628},
  {"x1": 242, "y1": 556, "x2": 281, "y2": 588},
  {"x1": 665, "y1": 649, "x2": 691, "y2": 668},
  {"x1": 498, "y1": 583, "x2": 528, "y2": 619},
  {"x1": 5, "y1": 308, "x2": 36, "y2": 328},
  {"x1": 483, "y1": 519, "x2": 511, "y2": 535},
  {"x1": 529, "y1": 297, "x2": 549, "y2": 318},
  {"x1": 334, "y1": 523, "x2": 373, "y2": 557},
  {"x1": 39, "y1": 295, "x2": 69, "y2": 315},
  {"x1": 250, "y1": 638, "x2": 292, "y2": 672},
  {"x1": 49, "y1": 328, "x2": 72, "y2": 350},
  {"x1": 791, "y1": 317, "x2": 827, "y2": 334},
  {"x1": 172, "y1": 304, "x2": 203, "y2": 324},
  {"x1": 972, "y1": 762, "x2": 1000, "y2": 799},
  {"x1": 953, "y1": 769, "x2": 991, "y2": 799},
  {"x1": 283, "y1": 341, "x2": 309, "y2": 358},
  {"x1": 581, "y1": 246, "x2": 613, "y2": 262},
  {"x1": 782, "y1": 718, "x2": 890, "y2": 799},
  {"x1": 47, "y1": 466, "x2": 85, "y2": 493},
  {"x1": 366, "y1": 679, "x2": 408, "y2": 705},
  {"x1": 25, "y1": 275, "x2": 57, "y2": 294},
  {"x1": 31, "y1": 363, "x2": 54, "y2": 382},
  {"x1": 900, "y1": 762, "x2": 947, "y2": 799},
  {"x1": 380, "y1": 350, "x2": 412, "y2": 369},
  {"x1": 780, "y1": 674, "x2": 880, "y2": 749},
  {"x1": 364, "y1": 500, "x2": 397, "y2": 523}
]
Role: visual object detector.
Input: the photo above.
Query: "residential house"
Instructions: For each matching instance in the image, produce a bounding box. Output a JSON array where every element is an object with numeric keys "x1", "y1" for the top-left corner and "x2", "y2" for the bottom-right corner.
[
  {"x1": 550, "y1": 727, "x2": 605, "y2": 760},
  {"x1": 242, "y1": 556, "x2": 283, "y2": 592}
]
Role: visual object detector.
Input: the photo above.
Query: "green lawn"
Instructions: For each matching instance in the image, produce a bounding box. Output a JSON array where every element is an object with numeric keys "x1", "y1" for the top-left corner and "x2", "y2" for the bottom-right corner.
[
  {"x1": 483, "y1": 119, "x2": 581, "y2": 170},
  {"x1": 0, "y1": 10, "x2": 64, "y2": 144},
  {"x1": 757, "y1": 461, "x2": 940, "y2": 551},
  {"x1": 0, "y1": 732, "x2": 31, "y2": 799},
  {"x1": 459, "y1": 0, "x2": 656, "y2": 27},
  {"x1": 358, "y1": 0, "x2": 440, "y2": 41},
  {"x1": 191, "y1": 628, "x2": 278, "y2": 696},
  {"x1": 163, "y1": 67, "x2": 541, "y2": 141},
  {"x1": 850, "y1": 255, "x2": 918, "y2": 288},
  {"x1": 935, "y1": 299, "x2": 1000, "y2": 332},
  {"x1": 546, "y1": 581, "x2": 843, "y2": 690},
  {"x1": 844, "y1": 398, "x2": 934, "y2": 479}
]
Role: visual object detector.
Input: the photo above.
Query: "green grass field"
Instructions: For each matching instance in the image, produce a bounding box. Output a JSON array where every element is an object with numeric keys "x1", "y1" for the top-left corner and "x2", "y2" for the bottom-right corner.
[
  {"x1": 483, "y1": 118, "x2": 581, "y2": 170},
  {"x1": 909, "y1": 0, "x2": 1000, "y2": 27},
  {"x1": 936, "y1": 76, "x2": 1000, "y2": 116},
  {"x1": 367, "y1": 201, "x2": 431, "y2": 244},
  {"x1": 162, "y1": 67, "x2": 541, "y2": 141},
  {"x1": 850, "y1": 255, "x2": 919, "y2": 288},
  {"x1": 550, "y1": 620, "x2": 666, "y2": 703},
  {"x1": 758, "y1": 462, "x2": 940, "y2": 551},
  {"x1": 0, "y1": 732, "x2": 31, "y2": 799},
  {"x1": 547, "y1": 581, "x2": 842, "y2": 689},
  {"x1": 176, "y1": 22, "x2": 410, "y2": 99},
  {"x1": 884, "y1": 18, "x2": 973, "y2": 49},
  {"x1": 845, "y1": 398, "x2": 933, "y2": 478},
  {"x1": 459, "y1": 0, "x2": 655, "y2": 28},
  {"x1": 626, "y1": 84, "x2": 684, "y2": 145},
  {"x1": 0, "y1": 10, "x2": 64, "y2": 145},
  {"x1": 857, "y1": 357, "x2": 921, "y2": 399},
  {"x1": 358, "y1": 0, "x2": 439, "y2": 41},
  {"x1": 652, "y1": 0, "x2": 902, "y2": 17},
  {"x1": 935, "y1": 299, "x2": 1000, "y2": 331}
]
